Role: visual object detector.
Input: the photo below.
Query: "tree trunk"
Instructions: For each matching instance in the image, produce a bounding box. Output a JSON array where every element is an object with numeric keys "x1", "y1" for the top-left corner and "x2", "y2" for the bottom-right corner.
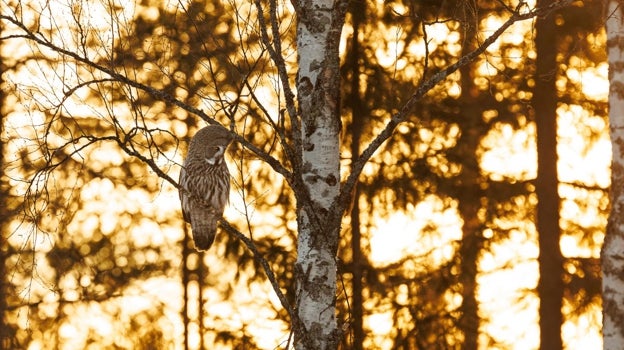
[
  {"x1": 345, "y1": 1, "x2": 365, "y2": 347},
  {"x1": 0, "y1": 49, "x2": 17, "y2": 349},
  {"x1": 292, "y1": 0, "x2": 347, "y2": 348},
  {"x1": 457, "y1": 8, "x2": 482, "y2": 350},
  {"x1": 534, "y1": 1, "x2": 564, "y2": 349},
  {"x1": 603, "y1": 2, "x2": 624, "y2": 348},
  {"x1": 182, "y1": 229, "x2": 192, "y2": 350}
]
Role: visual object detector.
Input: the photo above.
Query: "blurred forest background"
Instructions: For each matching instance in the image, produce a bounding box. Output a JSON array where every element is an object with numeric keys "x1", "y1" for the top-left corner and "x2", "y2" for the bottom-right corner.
[{"x1": 0, "y1": 0, "x2": 607, "y2": 349}]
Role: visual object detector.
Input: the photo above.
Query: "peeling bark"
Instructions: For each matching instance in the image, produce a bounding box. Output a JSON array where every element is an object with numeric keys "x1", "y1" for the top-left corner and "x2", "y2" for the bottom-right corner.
[
  {"x1": 292, "y1": 0, "x2": 347, "y2": 349},
  {"x1": 604, "y1": 2, "x2": 624, "y2": 349}
]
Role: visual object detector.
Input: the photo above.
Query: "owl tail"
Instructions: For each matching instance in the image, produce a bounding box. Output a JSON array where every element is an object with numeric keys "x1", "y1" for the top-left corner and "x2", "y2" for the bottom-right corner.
[{"x1": 191, "y1": 211, "x2": 218, "y2": 251}]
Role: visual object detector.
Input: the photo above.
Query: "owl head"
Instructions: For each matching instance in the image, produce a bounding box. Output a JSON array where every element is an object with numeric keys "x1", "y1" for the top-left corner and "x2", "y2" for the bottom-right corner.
[{"x1": 188, "y1": 125, "x2": 233, "y2": 165}]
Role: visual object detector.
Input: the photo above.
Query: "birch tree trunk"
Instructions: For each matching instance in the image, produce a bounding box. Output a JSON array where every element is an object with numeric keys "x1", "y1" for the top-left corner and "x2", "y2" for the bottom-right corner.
[
  {"x1": 604, "y1": 2, "x2": 624, "y2": 348},
  {"x1": 292, "y1": 0, "x2": 347, "y2": 348}
]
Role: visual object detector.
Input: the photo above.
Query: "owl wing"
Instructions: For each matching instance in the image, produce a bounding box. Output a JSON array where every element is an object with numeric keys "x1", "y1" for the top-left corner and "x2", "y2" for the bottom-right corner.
[
  {"x1": 179, "y1": 165, "x2": 220, "y2": 250},
  {"x1": 179, "y1": 161, "x2": 230, "y2": 251}
]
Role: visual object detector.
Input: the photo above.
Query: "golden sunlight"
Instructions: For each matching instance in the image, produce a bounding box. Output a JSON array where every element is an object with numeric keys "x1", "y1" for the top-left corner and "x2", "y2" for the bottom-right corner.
[
  {"x1": 369, "y1": 64, "x2": 607, "y2": 348},
  {"x1": 1, "y1": 0, "x2": 608, "y2": 348},
  {"x1": 369, "y1": 197, "x2": 461, "y2": 267}
]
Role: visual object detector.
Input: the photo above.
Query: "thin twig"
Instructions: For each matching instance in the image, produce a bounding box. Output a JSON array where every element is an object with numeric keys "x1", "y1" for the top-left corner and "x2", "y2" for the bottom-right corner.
[
  {"x1": 253, "y1": 0, "x2": 301, "y2": 165},
  {"x1": 335, "y1": 0, "x2": 575, "y2": 220},
  {"x1": 0, "y1": 13, "x2": 294, "y2": 187}
]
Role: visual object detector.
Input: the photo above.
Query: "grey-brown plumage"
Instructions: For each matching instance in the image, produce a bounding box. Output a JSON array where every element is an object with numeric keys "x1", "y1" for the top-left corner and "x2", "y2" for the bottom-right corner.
[{"x1": 179, "y1": 126, "x2": 232, "y2": 251}]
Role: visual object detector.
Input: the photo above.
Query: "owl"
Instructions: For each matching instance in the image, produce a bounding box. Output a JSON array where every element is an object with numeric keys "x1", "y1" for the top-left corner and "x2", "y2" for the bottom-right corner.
[{"x1": 179, "y1": 125, "x2": 232, "y2": 251}]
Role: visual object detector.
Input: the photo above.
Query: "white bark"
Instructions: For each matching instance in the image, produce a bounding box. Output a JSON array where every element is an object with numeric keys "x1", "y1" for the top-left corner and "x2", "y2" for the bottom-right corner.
[
  {"x1": 293, "y1": 0, "x2": 346, "y2": 348},
  {"x1": 604, "y1": 2, "x2": 624, "y2": 349}
]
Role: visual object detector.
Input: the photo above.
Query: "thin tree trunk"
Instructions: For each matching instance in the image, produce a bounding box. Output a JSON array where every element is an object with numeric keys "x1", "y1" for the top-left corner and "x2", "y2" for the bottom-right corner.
[
  {"x1": 454, "y1": 99, "x2": 481, "y2": 349},
  {"x1": 603, "y1": 2, "x2": 624, "y2": 348},
  {"x1": 348, "y1": 187, "x2": 364, "y2": 350},
  {"x1": 534, "y1": 1, "x2": 564, "y2": 349},
  {"x1": 0, "y1": 47, "x2": 17, "y2": 349},
  {"x1": 292, "y1": 0, "x2": 347, "y2": 348},
  {"x1": 182, "y1": 229, "x2": 191, "y2": 350},
  {"x1": 456, "y1": 6, "x2": 481, "y2": 349},
  {"x1": 346, "y1": 1, "x2": 365, "y2": 347},
  {"x1": 0, "y1": 85, "x2": 7, "y2": 350},
  {"x1": 198, "y1": 256, "x2": 205, "y2": 349},
  {"x1": 0, "y1": 122, "x2": 9, "y2": 349}
]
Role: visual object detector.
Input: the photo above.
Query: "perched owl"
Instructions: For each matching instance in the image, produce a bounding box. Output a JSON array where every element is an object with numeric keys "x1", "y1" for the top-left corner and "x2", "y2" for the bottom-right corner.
[{"x1": 179, "y1": 126, "x2": 232, "y2": 251}]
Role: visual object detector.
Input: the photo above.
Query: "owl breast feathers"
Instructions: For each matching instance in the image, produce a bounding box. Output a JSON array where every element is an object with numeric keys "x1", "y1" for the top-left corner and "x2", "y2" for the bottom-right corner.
[{"x1": 179, "y1": 125, "x2": 232, "y2": 251}]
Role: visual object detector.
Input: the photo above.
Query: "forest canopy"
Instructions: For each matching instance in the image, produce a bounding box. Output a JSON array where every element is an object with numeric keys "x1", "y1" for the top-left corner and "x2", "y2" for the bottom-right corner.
[{"x1": 0, "y1": 0, "x2": 609, "y2": 349}]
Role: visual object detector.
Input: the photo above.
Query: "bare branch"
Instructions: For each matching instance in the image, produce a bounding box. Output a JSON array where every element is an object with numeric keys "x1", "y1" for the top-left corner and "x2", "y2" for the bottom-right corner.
[
  {"x1": 219, "y1": 220, "x2": 302, "y2": 335},
  {"x1": 253, "y1": 0, "x2": 301, "y2": 167},
  {"x1": 0, "y1": 13, "x2": 294, "y2": 186},
  {"x1": 335, "y1": 0, "x2": 576, "y2": 218}
]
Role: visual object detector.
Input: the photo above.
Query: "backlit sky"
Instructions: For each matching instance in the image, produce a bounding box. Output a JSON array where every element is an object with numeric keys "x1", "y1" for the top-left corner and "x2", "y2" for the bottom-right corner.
[{"x1": 1, "y1": 0, "x2": 608, "y2": 348}]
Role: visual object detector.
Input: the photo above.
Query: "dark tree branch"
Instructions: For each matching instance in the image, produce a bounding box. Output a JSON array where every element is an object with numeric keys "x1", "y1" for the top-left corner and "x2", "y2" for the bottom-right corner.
[
  {"x1": 218, "y1": 220, "x2": 309, "y2": 345},
  {"x1": 0, "y1": 14, "x2": 294, "y2": 187},
  {"x1": 253, "y1": 0, "x2": 301, "y2": 168},
  {"x1": 334, "y1": 0, "x2": 576, "y2": 220}
]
